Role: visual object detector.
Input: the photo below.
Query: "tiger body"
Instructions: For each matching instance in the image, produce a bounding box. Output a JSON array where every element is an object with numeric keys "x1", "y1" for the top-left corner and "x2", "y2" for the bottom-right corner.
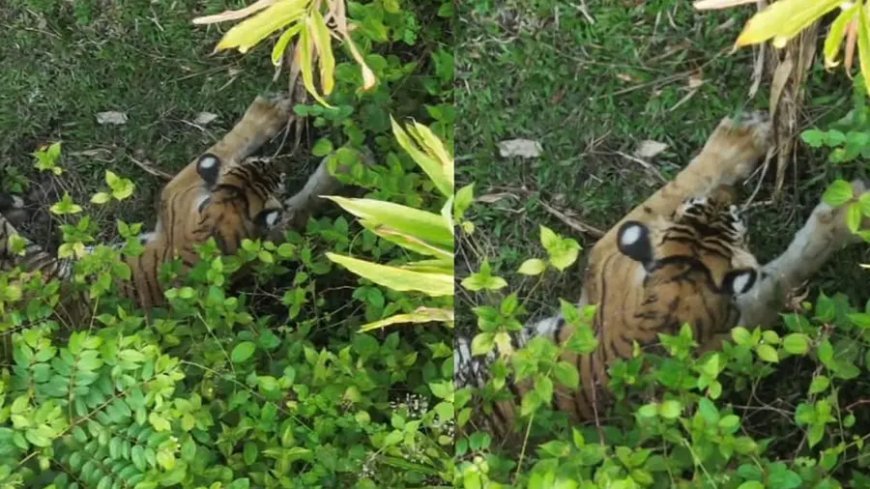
[
  {"x1": 457, "y1": 112, "x2": 870, "y2": 436},
  {"x1": 0, "y1": 95, "x2": 292, "y2": 312}
]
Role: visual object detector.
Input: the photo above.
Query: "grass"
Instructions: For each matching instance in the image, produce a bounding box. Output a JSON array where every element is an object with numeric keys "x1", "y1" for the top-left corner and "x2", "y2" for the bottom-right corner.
[
  {"x1": 455, "y1": 0, "x2": 870, "y2": 330},
  {"x1": 0, "y1": 0, "x2": 323, "y2": 248}
]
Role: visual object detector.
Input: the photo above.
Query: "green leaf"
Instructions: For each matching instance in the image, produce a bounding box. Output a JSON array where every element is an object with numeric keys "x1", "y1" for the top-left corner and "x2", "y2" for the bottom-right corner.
[
  {"x1": 359, "y1": 307, "x2": 453, "y2": 332},
  {"x1": 326, "y1": 196, "x2": 453, "y2": 249},
  {"x1": 90, "y1": 192, "x2": 110, "y2": 204},
  {"x1": 308, "y1": 9, "x2": 335, "y2": 95},
  {"x1": 809, "y1": 375, "x2": 830, "y2": 394},
  {"x1": 847, "y1": 202, "x2": 863, "y2": 233},
  {"x1": 860, "y1": 193, "x2": 870, "y2": 216},
  {"x1": 756, "y1": 344, "x2": 779, "y2": 363},
  {"x1": 214, "y1": 0, "x2": 307, "y2": 54},
  {"x1": 822, "y1": 179, "x2": 854, "y2": 207},
  {"x1": 391, "y1": 118, "x2": 453, "y2": 197},
  {"x1": 471, "y1": 333, "x2": 494, "y2": 356},
  {"x1": 539, "y1": 225, "x2": 580, "y2": 271},
  {"x1": 231, "y1": 342, "x2": 257, "y2": 363},
  {"x1": 782, "y1": 333, "x2": 810, "y2": 355},
  {"x1": 859, "y1": 6, "x2": 870, "y2": 97},
  {"x1": 824, "y1": 3, "x2": 860, "y2": 68},
  {"x1": 735, "y1": 0, "x2": 841, "y2": 48},
  {"x1": 801, "y1": 129, "x2": 826, "y2": 148},
  {"x1": 461, "y1": 261, "x2": 507, "y2": 292},
  {"x1": 311, "y1": 138, "x2": 333, "y2": 157},
  {"x1": 553, "y1": 361, "x2": 579, "y2": 389},
  {"x1": 731, "y1": 326, "x2": 752, "y2": 346},
  {"x1": 454, "y1": 183, "x2": 474, "y2": 222},
  {"x1": 327, "y1": 253, "x2": 453, "y2": 296},
  {"x1": 270, "y1": 23, "x2": 303, "y2": 66},
  {"x1": 518, "y1": 258, "x2": 547, "y2": 276},
  {"x1": 656, "y1": 400, "x2": 680, "y2": 420},
  {"x1": 737, "y1": 483, "x2": 764, "y2": 489}
]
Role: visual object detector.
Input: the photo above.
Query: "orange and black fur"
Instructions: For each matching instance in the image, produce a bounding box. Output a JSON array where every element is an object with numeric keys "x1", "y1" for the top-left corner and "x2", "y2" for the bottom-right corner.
[
  {"x1": 0, "y1": 95, "x2": 292, "y2": 312},
  {"x1": 456, "y1": 112, "x2": 870, "y2": 436}
]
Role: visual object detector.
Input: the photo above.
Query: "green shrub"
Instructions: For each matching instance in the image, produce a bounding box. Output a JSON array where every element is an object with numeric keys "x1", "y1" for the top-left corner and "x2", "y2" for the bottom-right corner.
[{"x1": 0, "y1": 0, "x2": 453, "y2": 487}]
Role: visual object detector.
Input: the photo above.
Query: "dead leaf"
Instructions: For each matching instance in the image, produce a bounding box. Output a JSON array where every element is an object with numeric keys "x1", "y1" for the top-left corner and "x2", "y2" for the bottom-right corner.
[
  {"x1": 497, "y1": 139, "x2": 542, "y2": 159},
  {"x1": 688, "y1": 72, "x2": 704, "y2": 88},
  {"x1": 96, "y1": 111, "x2": 128, "y2": 125},
  {"x1": 693, "y1": 0, "x2": 757, "y2": 10},
  {"x1": 476, "y1": 192, "x2": 519, "y2": 204},
  {"x1": 194, "y1": 112, "x2": 219, "y2": 125},
  {"x1": 634, "y1": 140, "x2": 668, "y2": 159},
  {"x1": 616, "y1": 73, "x2": 634, "y2": 82}
]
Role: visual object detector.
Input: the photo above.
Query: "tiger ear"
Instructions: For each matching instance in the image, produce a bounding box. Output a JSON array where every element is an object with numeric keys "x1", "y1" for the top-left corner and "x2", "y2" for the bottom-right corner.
[
  {"x1": 617, "y1": 221, "x2": 653, "y2": 266},
  {"x1": 722, "y1": 268, "x2": 757, "y2": 295},
  {"x1": 255, "y1": 208, "x2": 282, "y2": 230},
  {"x1": 196, "y1": 154, "x2": 221, "y2": 187}
]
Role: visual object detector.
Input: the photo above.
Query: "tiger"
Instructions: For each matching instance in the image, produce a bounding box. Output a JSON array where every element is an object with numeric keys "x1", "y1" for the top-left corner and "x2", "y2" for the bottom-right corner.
[
  {"x1": 456, "y1": 111, "x2": 870, "y2": 438},
  {"x1": 0, "y1": 94, "x2": 293, "y2": 313}
]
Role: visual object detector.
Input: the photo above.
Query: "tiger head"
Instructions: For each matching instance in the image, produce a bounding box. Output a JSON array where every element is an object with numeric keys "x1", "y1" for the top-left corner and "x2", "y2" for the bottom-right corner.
[
  {"x1": 614, "y1": 189, "x2": 759, "y2": 339},
  {"x1": 150, "y1": 153, "x2": 285, "y2": 256}
]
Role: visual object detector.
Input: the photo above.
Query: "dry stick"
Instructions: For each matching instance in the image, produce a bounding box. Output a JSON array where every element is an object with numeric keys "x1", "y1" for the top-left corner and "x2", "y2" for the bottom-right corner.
[{"x1": 537, "y1": 199, "x2": 605, "y2": 238}]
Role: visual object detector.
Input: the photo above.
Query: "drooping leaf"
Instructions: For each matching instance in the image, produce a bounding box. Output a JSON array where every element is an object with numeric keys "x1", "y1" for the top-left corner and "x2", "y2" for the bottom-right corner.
[
  {"x1": 308, "y1": 10, "x2": 335, "y2": 95},
  {"x1": 858, "y1": 5, "x2": 870, "y2": 94},
  {"x1": 326, "y1": 253, "x2": 453, "y2": 296},
  {"x1": 735, "y1": 0, "x2": 841, "y2": 48},
  {"x1": 344, "y1": 34, "x2": 377, "y2": 90},
  {"x1": 325, "y1": 196, "x2": 453, "y2": 248},
  {"x1": 359, "y1": 307, "x2": 454, "y2": 332},
  {"x1": 391, "y1": 118, "x2": 453, "y2": 197},
  {"x1": 214, "y1": 0, "x2": 307, "y2": 54},
  {"x1": 193, "y1": 0, "x2": 278, "y2": 25},
  {"x1": 270, "y1": 23, "x2": 304, "y2": 66},
  {"x1": 824, "y1": 4, "x2": 860, "y2": 69}
]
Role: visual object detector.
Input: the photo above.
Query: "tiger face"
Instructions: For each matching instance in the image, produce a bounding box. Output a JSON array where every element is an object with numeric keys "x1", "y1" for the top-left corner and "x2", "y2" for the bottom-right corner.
[
  {"x1": 614, "y1": 193, "x2": 759, "y2": 346},
  {"x1": 189, "y1": 154, "x2": 284, "y2": 254}
]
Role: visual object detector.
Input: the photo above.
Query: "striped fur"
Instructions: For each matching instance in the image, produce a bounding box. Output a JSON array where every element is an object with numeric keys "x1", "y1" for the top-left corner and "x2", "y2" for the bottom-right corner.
[
  {"x1": 0, "y1": 95, "x2": 292, "y2": 313},
  {"x1": 457, "y1": 112, "x2": 774, "y2": 437},
  {"x1": 459, "y1": 111, "x2": 870, "y2": 438}
]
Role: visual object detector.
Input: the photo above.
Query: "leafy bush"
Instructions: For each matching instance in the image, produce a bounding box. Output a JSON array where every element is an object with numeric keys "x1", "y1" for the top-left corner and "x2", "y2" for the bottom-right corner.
[
  {"x1": 0, "y1": 0, "x2": 453, "y2": 487},
  {"x1": 456, "y1": 225, "x2": 870, "y2": 488}
]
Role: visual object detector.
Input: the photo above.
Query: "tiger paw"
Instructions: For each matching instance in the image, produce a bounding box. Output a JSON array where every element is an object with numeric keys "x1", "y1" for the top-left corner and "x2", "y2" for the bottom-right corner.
[
  {"x1": 244, "y1": 93, "x2": 293, "y2": 129},
  {"x1": 701, "y1": 110, "x2": 772, "y2": 184}
]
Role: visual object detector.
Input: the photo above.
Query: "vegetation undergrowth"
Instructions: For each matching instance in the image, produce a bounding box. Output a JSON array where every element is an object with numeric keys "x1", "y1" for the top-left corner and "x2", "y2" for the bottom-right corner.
[
  {"x1": 0, "y1": 0, "x2": 454, "y2": 487},
  {"x1": 455, "y1": 0, "x2": 870, "y2": 487}
]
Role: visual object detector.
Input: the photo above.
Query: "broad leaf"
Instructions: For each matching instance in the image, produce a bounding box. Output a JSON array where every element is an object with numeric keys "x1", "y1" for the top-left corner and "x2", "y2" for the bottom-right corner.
[
  {"x1": 359, "y1": 307, "x2": 454, "y2": 332},
  {"x1": 326, "y1": 196, "x2": 453, "y2": 248},
  {"x1": 326, "y1": 253, "x2": 453, "y2": 297},
  {"x1": 735, "y1": 0, "x2": 840, "y2": 48},
  {"x1": 214, "y1": 0, "x2": 307, "y2": 53}
]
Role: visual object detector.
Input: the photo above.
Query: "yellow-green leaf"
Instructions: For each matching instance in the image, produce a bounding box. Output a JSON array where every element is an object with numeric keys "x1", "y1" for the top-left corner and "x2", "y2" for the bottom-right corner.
[
  {"x1": 295, "y1": 26, "x2": 331, "y2": 106},
  {"x1": 735, "y1": 0, "x2": 840, "y2": 48},
  {"x1": 270, "y1": 23, "x2": 304, "y2": 66},
  {"x1": 368, "y1": 226, "x2": 452, "y2": 259},
  {"x1": 858, "y1": 4, "x2": 870, "y2": 95},
  {"x1": 400, "y1": 258, "x2": 453, "y2": 274},
  {"x1": 391, "y1": 118, "x2": 453, "y2": 197},
  {"x1": 214, "y1": 0, "x2": 307, "y2": 54},
  {"x1": 518, "y1": 258, "x2": 547, "y2": 276},
  {"x1": 359, "y1": 307, "x2": 454, "y2": 332},
  {"x1": 308, "y1": 10, "x2": 335, "y2": 95},
  {"x1": 344, "y1": 35, "x2": 377, "y2": 90},
  {"x1": 326, "y1": 196, "x2": 453, "y2": 249},
  {"x1": 91, "y1": 192, "x2": 110, "y2": 205},
  {"x1": 326, "y1": 253, "x2": 453, "y2": 297},
  {"x1": 824, "y1": 4, "x2": 860, "y2": 69}
]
